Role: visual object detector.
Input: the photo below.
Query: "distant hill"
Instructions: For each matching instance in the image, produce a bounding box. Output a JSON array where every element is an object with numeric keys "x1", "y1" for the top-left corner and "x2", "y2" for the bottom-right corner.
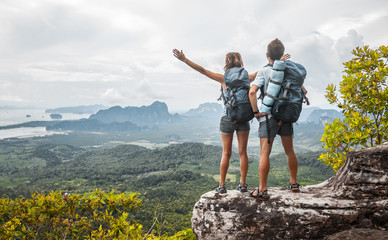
[
  {"x1": 89, "y1": 101, "x2": 181, "y2": 126},
  {"x1": 38, "y1": 101, "x2": 180, "y2": 132},
  {"x1": 305, "y1": 108, "x2": 343, "y2": 125},
  {"x1": 299, "y1": 107, "x2": 320, "y2": 122},
  {"x1": 49, "y1": 113, "x2": 62, "y2": 119},
  {"x1": 45, "y1": 105, "x2": 107, "y2": 114},
  {"x1": 182, "y1": 103, "x2": 342, "y2": 126},
  {"x1": 183, "y1": 102, "x2": 223, "y2": 119}
]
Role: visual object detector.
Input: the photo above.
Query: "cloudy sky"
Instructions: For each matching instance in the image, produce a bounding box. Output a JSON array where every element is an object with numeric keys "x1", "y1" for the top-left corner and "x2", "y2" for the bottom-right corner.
[{"x1": 0, "y1": 0, "x2": 387, "y2": 113}]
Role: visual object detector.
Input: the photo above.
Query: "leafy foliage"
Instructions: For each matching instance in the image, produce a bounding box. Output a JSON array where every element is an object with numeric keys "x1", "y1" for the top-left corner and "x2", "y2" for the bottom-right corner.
[
  {"x1": 0, "y1": 190, "x2": 143, "y2": 239},
  {"x1": 0, "y1": 190, "x2": 195, "y2": 239},
  {"x1": 320, "y1": 45, "x2": 388, "y2": 170}
]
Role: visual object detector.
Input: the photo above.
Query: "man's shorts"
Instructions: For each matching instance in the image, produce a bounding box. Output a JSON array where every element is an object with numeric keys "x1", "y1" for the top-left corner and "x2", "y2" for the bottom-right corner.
[
  {"x1": 220, "y1": 116, "x2": 250, "y2": 135},
  {"x1": 258, "y1": 117, "x2": 293, "y2": 138}
]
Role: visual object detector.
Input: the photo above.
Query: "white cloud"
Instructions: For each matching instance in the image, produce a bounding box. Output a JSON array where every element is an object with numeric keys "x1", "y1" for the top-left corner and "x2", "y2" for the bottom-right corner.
[
  {"x1": 334, "y1": 29, "x2": 364, "y2": 63},
  {"x1": 0, "y1": 0, "x2": 387, "y2": 110},
  {"x1": 317, "y1": 12, "x2": 385, "y2": 41},
  {"x1": 101, "y1": 88, "x2": 125, "y2": 103}
]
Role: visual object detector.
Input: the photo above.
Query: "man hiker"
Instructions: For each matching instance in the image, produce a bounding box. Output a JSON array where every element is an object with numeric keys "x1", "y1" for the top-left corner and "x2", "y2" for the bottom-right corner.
[{"x1": 249, "y1": 38, "x2": 303, "y2": 200}]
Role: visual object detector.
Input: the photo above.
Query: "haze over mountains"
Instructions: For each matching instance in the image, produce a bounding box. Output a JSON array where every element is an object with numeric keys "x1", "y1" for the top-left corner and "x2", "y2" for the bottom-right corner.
[
  {"x1": 45, "y1": 105, "x2": 107, "y2": 114},
  {"x1": 45, "y1": 101, "x2": 342, "y2": 131}
]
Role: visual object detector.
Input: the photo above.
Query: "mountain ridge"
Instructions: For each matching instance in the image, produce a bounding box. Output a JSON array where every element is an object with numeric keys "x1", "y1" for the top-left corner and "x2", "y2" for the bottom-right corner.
[
  {"x1": 183, "y1": 102, "x2": 223, "y2": 119},
  {"x1": 89, "y1": 101, "x2": 180, "y2": 126}
]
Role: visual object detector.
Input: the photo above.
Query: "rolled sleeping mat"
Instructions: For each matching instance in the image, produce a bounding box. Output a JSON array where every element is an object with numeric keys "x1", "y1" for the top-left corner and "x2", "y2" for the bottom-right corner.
[{"x1": 260, "y1": 60, "x2": 286, "y2": 113}]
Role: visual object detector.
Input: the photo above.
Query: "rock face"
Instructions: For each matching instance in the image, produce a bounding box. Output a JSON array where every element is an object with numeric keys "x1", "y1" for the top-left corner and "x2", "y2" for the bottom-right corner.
[
  {"x1": 191, "y1": 143, "x2": 388, "y2": 239},
  {"x1": 183, "y1": 102, "x2": 223, "y2": 119},
  {"x1": 325, "y1": 228, "x2": 388, "y2": 240},
  {"x1": 89, "y1": 101, "x2": 180, "y2": 126}
]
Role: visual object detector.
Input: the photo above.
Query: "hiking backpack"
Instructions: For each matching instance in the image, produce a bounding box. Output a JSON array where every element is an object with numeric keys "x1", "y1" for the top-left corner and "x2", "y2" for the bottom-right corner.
[
  {"x1": 260, "y1": 60, "x2": 309, "y2": 123},
  {"x1": 219, "y1": 67, "x2": 254, "y2": 122}
]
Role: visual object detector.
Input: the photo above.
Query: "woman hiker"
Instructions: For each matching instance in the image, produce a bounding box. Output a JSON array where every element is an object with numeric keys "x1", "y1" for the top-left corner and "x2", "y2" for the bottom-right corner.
[{"x1": 173, "y1": 49, "x2": 290, "y2": 193}]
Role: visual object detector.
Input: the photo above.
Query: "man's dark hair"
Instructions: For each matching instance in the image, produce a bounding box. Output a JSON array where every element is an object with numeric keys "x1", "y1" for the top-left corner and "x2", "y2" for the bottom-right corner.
[{"x1": 267, "y1": 38, "x2": 285, "y2": 60}]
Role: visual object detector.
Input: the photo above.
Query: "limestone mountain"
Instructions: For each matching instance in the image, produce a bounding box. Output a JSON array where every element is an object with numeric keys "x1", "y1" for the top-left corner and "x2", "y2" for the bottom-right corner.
[
  {"x1": 183, "y1": 102, "x2": 223, "y2": 119},
  {"x1": 305, "y1": 108, "x2": 344, "y2": 125},
  {"x1": 300, "y1": 108, "x2": 343, "y2": 123},
  {"x1": 89, "y1": 101, "x2": 181, "y2": 126}
]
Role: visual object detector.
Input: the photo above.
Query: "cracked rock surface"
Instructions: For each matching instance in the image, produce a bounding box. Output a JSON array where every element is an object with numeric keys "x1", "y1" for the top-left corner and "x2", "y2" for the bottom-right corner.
[{"x1": 191, "y1": 143, "x2": 388, "y2": 239}]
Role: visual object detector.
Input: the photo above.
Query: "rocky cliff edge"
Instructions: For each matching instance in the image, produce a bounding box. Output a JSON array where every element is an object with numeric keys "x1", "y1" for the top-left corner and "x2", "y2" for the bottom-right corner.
[{"x1": 192, "y1": 143, "x2": 388, "y2": 239}]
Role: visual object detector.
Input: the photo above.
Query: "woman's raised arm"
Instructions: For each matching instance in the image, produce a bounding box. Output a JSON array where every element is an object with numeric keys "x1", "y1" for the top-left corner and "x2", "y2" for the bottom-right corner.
[{"x1": 173, "y1": 49, "x2": 224, "y2": 84}]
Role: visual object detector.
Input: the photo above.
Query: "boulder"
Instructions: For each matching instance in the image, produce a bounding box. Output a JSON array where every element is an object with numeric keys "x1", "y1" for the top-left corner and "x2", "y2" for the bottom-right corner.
[
  {"x1": 191, "y1": 143, "x2": 388, "y2": 239},
  {"x1": 325, "y1": 228, "x2": 388, "y2": 240}
]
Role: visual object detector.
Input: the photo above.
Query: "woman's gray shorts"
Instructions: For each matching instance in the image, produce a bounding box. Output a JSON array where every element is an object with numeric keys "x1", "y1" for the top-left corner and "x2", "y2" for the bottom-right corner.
[
  {"x1": 258, "y1": 117, "x2": 293, "y2": 138},
  {"x1": 220, "y1": 116, "x2": 250, "y2": 135}
]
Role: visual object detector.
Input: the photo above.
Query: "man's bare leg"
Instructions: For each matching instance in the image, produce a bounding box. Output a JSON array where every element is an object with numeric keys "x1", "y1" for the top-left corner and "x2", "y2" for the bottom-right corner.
[
  {"x1": 259, "y1": 137, "x2": 274, "y2": 192},
  {"x1": 251, "y1": 137, "x2": 274, "y2": 197},
  {"x1": 281, "y1": 135, "x2": 298, "y2": 187}
]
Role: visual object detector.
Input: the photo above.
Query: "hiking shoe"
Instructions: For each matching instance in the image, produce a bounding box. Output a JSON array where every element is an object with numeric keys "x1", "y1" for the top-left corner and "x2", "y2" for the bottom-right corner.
[
  {"x1": 250, "y1": 188, "x2": 270, "y2": 201},
  {"x1": 236, "y1": 183, "x2": 248, "y2": 192},
  {"x1": 287, "y1": 183, "x2": 300, "y2": 193},
  {"x1": 216, "y1": 184, "x2": 227, "y2": 193}
]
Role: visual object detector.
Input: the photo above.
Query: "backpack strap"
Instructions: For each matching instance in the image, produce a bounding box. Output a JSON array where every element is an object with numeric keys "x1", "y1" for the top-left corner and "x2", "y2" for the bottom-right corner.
[
  {"x1": 258, "y1": 85, "x2": 265, "y2": 101},
  {"x1": 265, "y1": 115, "x2": 271, "y2": 144},
  {"x1": 229, "y1": 89, "x2": 236, "y2": 108},
  {"x1": 239, "y1": 85, "x2": 250, "y2": 90},
  {"x1": 303, "y1": 93, "x2": 310, "y2": 105},
  {"x1": 218, "y1": 86, "x2": 237, "y2": 109},
  {"x1": 218, "y1": 86, "x2": 225, "y2": 102},
  {"x1": 262, "y1": 102, "x2": 273, "y2": 108},
  {"x1": 279, "y1": 82, "x2": 292, "y2": 102},
  {"x1": 269, "y1": 79, "x2": 283, "y2": 86},
  {"x1": 264, "y1": 92, "x2": 280, "y2": 101}
]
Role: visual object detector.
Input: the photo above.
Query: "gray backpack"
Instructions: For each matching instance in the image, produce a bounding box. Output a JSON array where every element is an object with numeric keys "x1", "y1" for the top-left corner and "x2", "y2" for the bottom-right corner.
[
  {"x1": 219, "y1": 67, "x2": 254, "y2": 122},
  {"x1": 259, "y1": 61, "x2": 309, "y2": 142},
  {"x1": 270, "y1": 61, "x2": 309, "y2": 123},
  {"x1": 259, "y1": 61, "x2": 309, "y2": 123}
]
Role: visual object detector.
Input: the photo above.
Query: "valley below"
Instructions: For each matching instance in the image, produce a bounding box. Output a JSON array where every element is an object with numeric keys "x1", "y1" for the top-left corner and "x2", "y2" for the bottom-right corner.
[{"x1": 0, "y1": 102, "x2": 336, "y2": 235}]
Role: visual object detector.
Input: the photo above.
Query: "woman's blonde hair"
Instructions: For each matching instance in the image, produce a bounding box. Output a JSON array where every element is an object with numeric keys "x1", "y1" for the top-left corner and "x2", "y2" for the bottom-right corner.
[{"x1": 224, "y1": 52, "x2": 244, "y2": 71}]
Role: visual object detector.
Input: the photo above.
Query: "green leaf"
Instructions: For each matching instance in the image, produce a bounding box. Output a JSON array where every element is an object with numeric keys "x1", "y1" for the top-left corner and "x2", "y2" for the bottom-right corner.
[{"x1": 321, "y1": 44, "x2": 388, "y2": 170}]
